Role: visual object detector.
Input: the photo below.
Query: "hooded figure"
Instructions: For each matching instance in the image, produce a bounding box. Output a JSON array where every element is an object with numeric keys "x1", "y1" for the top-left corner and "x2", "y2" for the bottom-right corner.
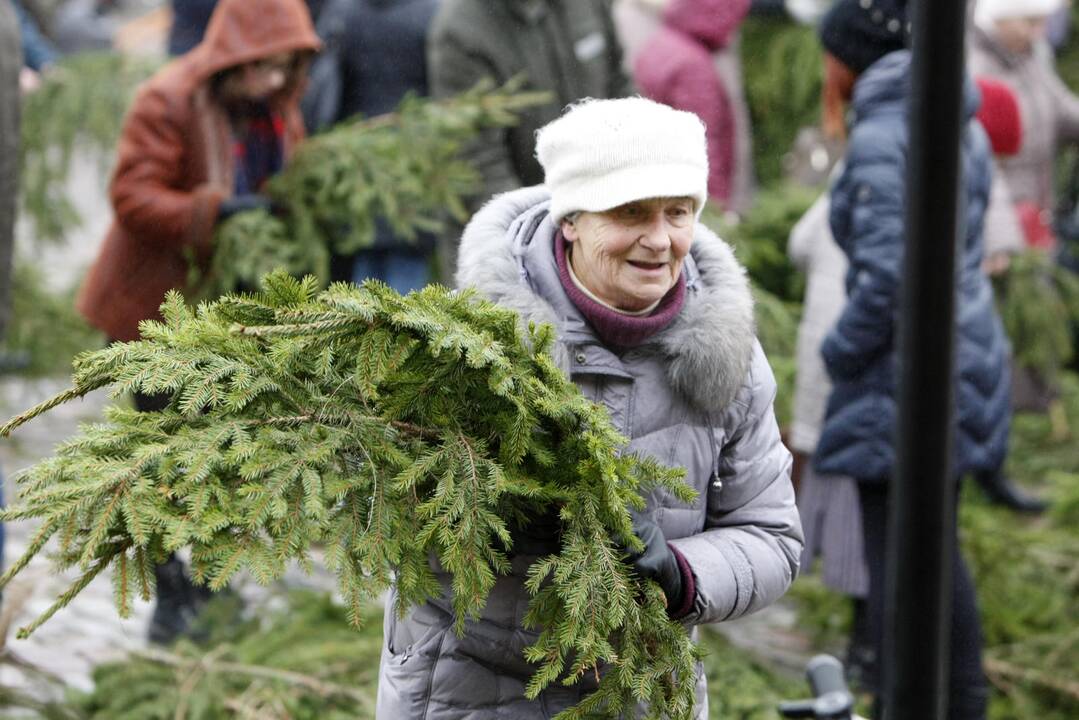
[
  {"x1": 74, "y1": 0, "x2": 320, "y2": 645},
  {"x1": 76, "y1": 0, "x2": 322, "y2": 343},
  {"x1": 375, "y1": 96, "x2": 801, "y2": 720},
  {"x1": 634, "y1": 0, "x2": 752, "y2": 210}
]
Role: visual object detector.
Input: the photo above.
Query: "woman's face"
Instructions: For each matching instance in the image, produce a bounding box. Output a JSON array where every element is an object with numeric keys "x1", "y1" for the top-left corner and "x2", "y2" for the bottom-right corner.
[
  {"x1": 221, "y1": 52, "x2": 297, "y2": 102},
  {"x1": 561, "y1": 197, "x2": 695, "y2": 312},
  {"x1": 994, "y1": 16, "x2": 1049, "y2": 54}
]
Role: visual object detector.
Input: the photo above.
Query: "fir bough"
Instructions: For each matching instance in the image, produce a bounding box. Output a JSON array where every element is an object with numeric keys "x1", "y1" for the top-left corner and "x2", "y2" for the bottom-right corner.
[
  {"x1": 19, "y1": 52, "x2": 159, "y2": 243},
  {"x1": 995, "y1": 250, "x2": 1079, "y2": 382},
  {"x1": 1, "y1": 272, "x2": 701, "y2": 719},
  {"x1": 203, "y1": 80, "x2": 551, "y2": 297}
]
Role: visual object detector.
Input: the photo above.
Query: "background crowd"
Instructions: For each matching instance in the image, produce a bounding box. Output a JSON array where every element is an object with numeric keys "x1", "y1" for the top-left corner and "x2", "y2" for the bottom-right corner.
[{"x1": 2, "y1": 0, "x2": 1079, "y2": 718}]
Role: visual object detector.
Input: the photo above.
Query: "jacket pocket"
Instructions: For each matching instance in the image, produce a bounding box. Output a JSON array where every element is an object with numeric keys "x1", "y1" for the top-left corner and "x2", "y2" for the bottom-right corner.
[{"x1": 376, "y1": 603, "x2": 452, "y2": 720}]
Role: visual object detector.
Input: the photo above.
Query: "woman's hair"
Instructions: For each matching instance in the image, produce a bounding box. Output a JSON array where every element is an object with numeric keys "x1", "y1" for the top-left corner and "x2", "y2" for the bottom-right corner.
[{"x1": 822, "y1": 51, "x2": 857, "y2": 142}]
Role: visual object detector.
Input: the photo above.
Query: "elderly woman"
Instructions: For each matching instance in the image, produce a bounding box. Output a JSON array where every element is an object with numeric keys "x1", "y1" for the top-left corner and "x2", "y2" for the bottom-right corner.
[{"x1": 375, "y1": 97, "x2": 802, "y2": 719}]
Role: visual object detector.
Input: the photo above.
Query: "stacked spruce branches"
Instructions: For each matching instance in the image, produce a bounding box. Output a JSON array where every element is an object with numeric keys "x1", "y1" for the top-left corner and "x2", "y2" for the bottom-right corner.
[
  {"x1": 204, "y1": 80, "x2": 550, "y2": 297},
  {"x1": 0, "y1": 272, "x2": 701, "y2": 719}
]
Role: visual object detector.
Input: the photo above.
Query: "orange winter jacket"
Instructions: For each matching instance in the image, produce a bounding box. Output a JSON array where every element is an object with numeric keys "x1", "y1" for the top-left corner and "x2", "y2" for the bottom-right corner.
[{"x1": 77, "y1": 0, "x2": 321, "y2": 341}]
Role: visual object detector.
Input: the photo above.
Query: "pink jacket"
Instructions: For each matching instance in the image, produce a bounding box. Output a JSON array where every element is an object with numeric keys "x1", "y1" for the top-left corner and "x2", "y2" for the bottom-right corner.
[{"x1": 634, "y1": 0, "x2": 750, "y2": 206}]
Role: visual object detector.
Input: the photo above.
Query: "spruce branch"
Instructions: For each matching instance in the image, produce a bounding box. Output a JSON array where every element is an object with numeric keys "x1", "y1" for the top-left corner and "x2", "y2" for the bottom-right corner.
[
  {"x1": 0, "y1": 383, "x2": 106, "y2": 438},
  {"x1": 129, "y1": 645, "x2": 377, "y2": 708},
  {"x1": 1, "y1": 272, "x2": 698, "y2": 718},
  {"x1": 199, "y1": 78, "x2": 552, "y2": 297}
]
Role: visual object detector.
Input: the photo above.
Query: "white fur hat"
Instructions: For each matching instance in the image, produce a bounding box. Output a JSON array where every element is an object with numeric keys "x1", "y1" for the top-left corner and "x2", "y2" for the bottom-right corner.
[
  {"x1": 974, "y1": 0, "x2": 1063, "y2": 29},
  {"x1": 535, "y1": 97, "x2": 709, "y2": 222}
]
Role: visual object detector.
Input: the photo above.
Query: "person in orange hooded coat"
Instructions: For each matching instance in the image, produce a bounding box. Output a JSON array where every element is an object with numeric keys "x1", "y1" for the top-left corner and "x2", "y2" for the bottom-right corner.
[
  {"x1": 77, "y1": 0, "x2": 320, "y2": 643},
  {"x1": 77, "y1": 0, "x2": 321, "y2": 344}
]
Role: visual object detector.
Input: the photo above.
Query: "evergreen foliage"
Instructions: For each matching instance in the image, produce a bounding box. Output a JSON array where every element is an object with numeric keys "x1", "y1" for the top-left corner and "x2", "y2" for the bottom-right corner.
[
  {"x1": 0, "y1": 261, "x2": 102, "y2": 375},
  {"x1": 74, "y1": 591, "x2": 383, "y2": 720},
  {"x1": 0, "y1": 272, "x2": 701, "y2": 719},
  {"x1": 44, "y1": 591, "x2": 803, "y2": 720},
  {"x1": 741, "y1": 19, "x2": 823, "y2": 186},
  {"x1": 964, "y1": 374, "x2": 1079, "y2": 719},
  {"x1": 204, "y1": 81, "x2": 550, "y2": 297},
  {"x1": 994, "y1": 250, "x2": 1079, "y2": 382},
  {"x1": 711, "y1": 184, "x2": 818, "y2": 304},
  {"x1": 19, "y1": 53, "x2": 159, "y2": 243}
]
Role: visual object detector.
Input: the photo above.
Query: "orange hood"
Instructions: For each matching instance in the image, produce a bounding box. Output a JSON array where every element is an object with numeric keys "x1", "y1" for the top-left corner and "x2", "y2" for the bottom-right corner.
[{"x1": 189, "y1": 0, "x2": 322, "y2": 81}]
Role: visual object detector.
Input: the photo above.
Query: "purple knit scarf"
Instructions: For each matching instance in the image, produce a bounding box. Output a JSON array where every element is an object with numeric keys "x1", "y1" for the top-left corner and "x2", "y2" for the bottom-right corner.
[{"x1": 553, "y1": 231, "x2": 686, "y2": 349}]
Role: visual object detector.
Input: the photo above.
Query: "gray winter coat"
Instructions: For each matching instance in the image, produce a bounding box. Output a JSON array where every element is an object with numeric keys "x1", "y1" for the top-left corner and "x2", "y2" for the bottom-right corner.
[
  {"x1": 0, "y1": 0, "x2": 19, "y2": 342},
  {"x1": 374, "y1": 186, "x2": 803, "y2": 719}
]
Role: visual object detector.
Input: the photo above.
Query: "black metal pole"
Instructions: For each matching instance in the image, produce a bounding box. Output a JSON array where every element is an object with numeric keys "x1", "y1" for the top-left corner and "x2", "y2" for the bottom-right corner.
[{"x1": 883, "y1": 1, "x2": 967, "y2": 718}]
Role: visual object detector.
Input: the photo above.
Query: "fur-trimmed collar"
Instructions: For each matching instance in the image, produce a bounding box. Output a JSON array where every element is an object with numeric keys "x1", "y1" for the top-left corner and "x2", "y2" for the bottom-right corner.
[{"x1": 455, "y1": 186, "x2": 756, "y2": 411}]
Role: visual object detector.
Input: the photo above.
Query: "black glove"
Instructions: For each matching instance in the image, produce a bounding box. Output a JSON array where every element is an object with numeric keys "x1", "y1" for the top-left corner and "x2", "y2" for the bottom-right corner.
[
  {"x1": 217, "y1": 194, "x2": 273, "y2": 222},
  {"x1": 621, "y1": 515, "x2": 684, "y2": 611}
]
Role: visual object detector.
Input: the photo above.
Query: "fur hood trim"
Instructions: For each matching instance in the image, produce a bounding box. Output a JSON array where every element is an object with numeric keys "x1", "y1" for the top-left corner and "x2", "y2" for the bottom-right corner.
[{"x1": 455, "y1": 187, "x2": 756, "y2": 411}]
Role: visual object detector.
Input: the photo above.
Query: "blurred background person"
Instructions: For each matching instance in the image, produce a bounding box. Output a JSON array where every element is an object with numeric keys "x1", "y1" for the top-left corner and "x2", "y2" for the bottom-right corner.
[
  {"x1": 970, "y1": 0, "x2": 1079, "y2": 415},
  {"x1": 787, "y1": 189, "x2": 876, "y2": 688},
  {"x1": 634, "y1": 0, "x2": 754, "y2": 216},
  {"x1": 970, "y1": 0, "x2": 1079, "y2": 252},
  {"x1": 302, "y1": 0, "x2": 439, "y2": 290},
  {"x1": 617, "y1": 0, "x2": 757, "y2": 217},
  {"x1": 971, "y1": 75, "x2": 1049, "y2": 512},
  {"x1": 427, "y1": 0, "x2": 634, "y2": 281},
  {"x1": 74, "y1": 0, "x2": 321, "y2": 644},
  {"x1": 816, "y1": 0, "x2": 1010, "y2": 715}
]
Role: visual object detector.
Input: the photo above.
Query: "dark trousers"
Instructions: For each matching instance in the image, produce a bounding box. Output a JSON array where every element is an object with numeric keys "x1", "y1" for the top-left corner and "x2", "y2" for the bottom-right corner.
[{"x1": 857, "y1": 481, "x2": 988, "y2": 720}]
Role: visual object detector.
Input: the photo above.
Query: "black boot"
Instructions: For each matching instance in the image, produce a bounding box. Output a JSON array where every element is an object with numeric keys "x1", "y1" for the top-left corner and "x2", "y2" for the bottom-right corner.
[
  {"x1": 846, "y1": 598, "x2": 879, "y2": 695},
  {"x1": 974, "y1": 469, "x2": 1049, "y2": 514}
]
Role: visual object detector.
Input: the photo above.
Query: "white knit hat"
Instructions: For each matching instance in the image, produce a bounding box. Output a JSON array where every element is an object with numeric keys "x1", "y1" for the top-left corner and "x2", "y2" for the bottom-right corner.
[
  {"x1": 974, "y1": 0, "x2": 1062, "y2": 29},
  {"x1": 535, "y1": 97, "x2": 709, "y2": 223}
]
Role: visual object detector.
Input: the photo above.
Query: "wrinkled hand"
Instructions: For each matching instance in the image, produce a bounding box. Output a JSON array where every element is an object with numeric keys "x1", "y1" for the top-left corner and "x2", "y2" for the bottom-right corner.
[
  {"x1": 620, "y1": 515, "x2": 683, "y2": 610},
  {"x1": 217, "y1": 194, "x2": 274, "y2": 222}
]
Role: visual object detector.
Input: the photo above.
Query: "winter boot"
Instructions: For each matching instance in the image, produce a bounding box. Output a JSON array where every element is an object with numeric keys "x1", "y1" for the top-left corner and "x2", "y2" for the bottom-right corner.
[{"x1": 974, "y1": 469, "x2": 1048, "y2": 514}]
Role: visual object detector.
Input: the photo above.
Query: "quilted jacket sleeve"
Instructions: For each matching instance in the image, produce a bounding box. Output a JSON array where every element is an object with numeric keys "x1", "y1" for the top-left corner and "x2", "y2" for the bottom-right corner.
[
  {"x1": 669, "y1": 343, "x2": 803, "y2": 625},
  {"x1": 109, "y1": 84, "x2": 226, "y2": 257},
  {"x1": 820, "y1": 128, "x2": 906, "y2": 381}
]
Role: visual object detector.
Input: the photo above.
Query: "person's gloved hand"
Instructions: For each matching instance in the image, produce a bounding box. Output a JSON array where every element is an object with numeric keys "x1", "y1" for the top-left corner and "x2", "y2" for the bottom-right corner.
[
  {"x1": 621, "y1": 515, "x2": 688, "y2": 613},
  {"x1": 217, "y1": 194, "x2": 274, "y2": 222}
]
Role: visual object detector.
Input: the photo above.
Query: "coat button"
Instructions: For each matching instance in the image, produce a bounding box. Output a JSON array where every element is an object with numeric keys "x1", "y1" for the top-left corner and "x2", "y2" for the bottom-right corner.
[{"x1": 575, "y1": 352, "x2": 587, "y2": 364}]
